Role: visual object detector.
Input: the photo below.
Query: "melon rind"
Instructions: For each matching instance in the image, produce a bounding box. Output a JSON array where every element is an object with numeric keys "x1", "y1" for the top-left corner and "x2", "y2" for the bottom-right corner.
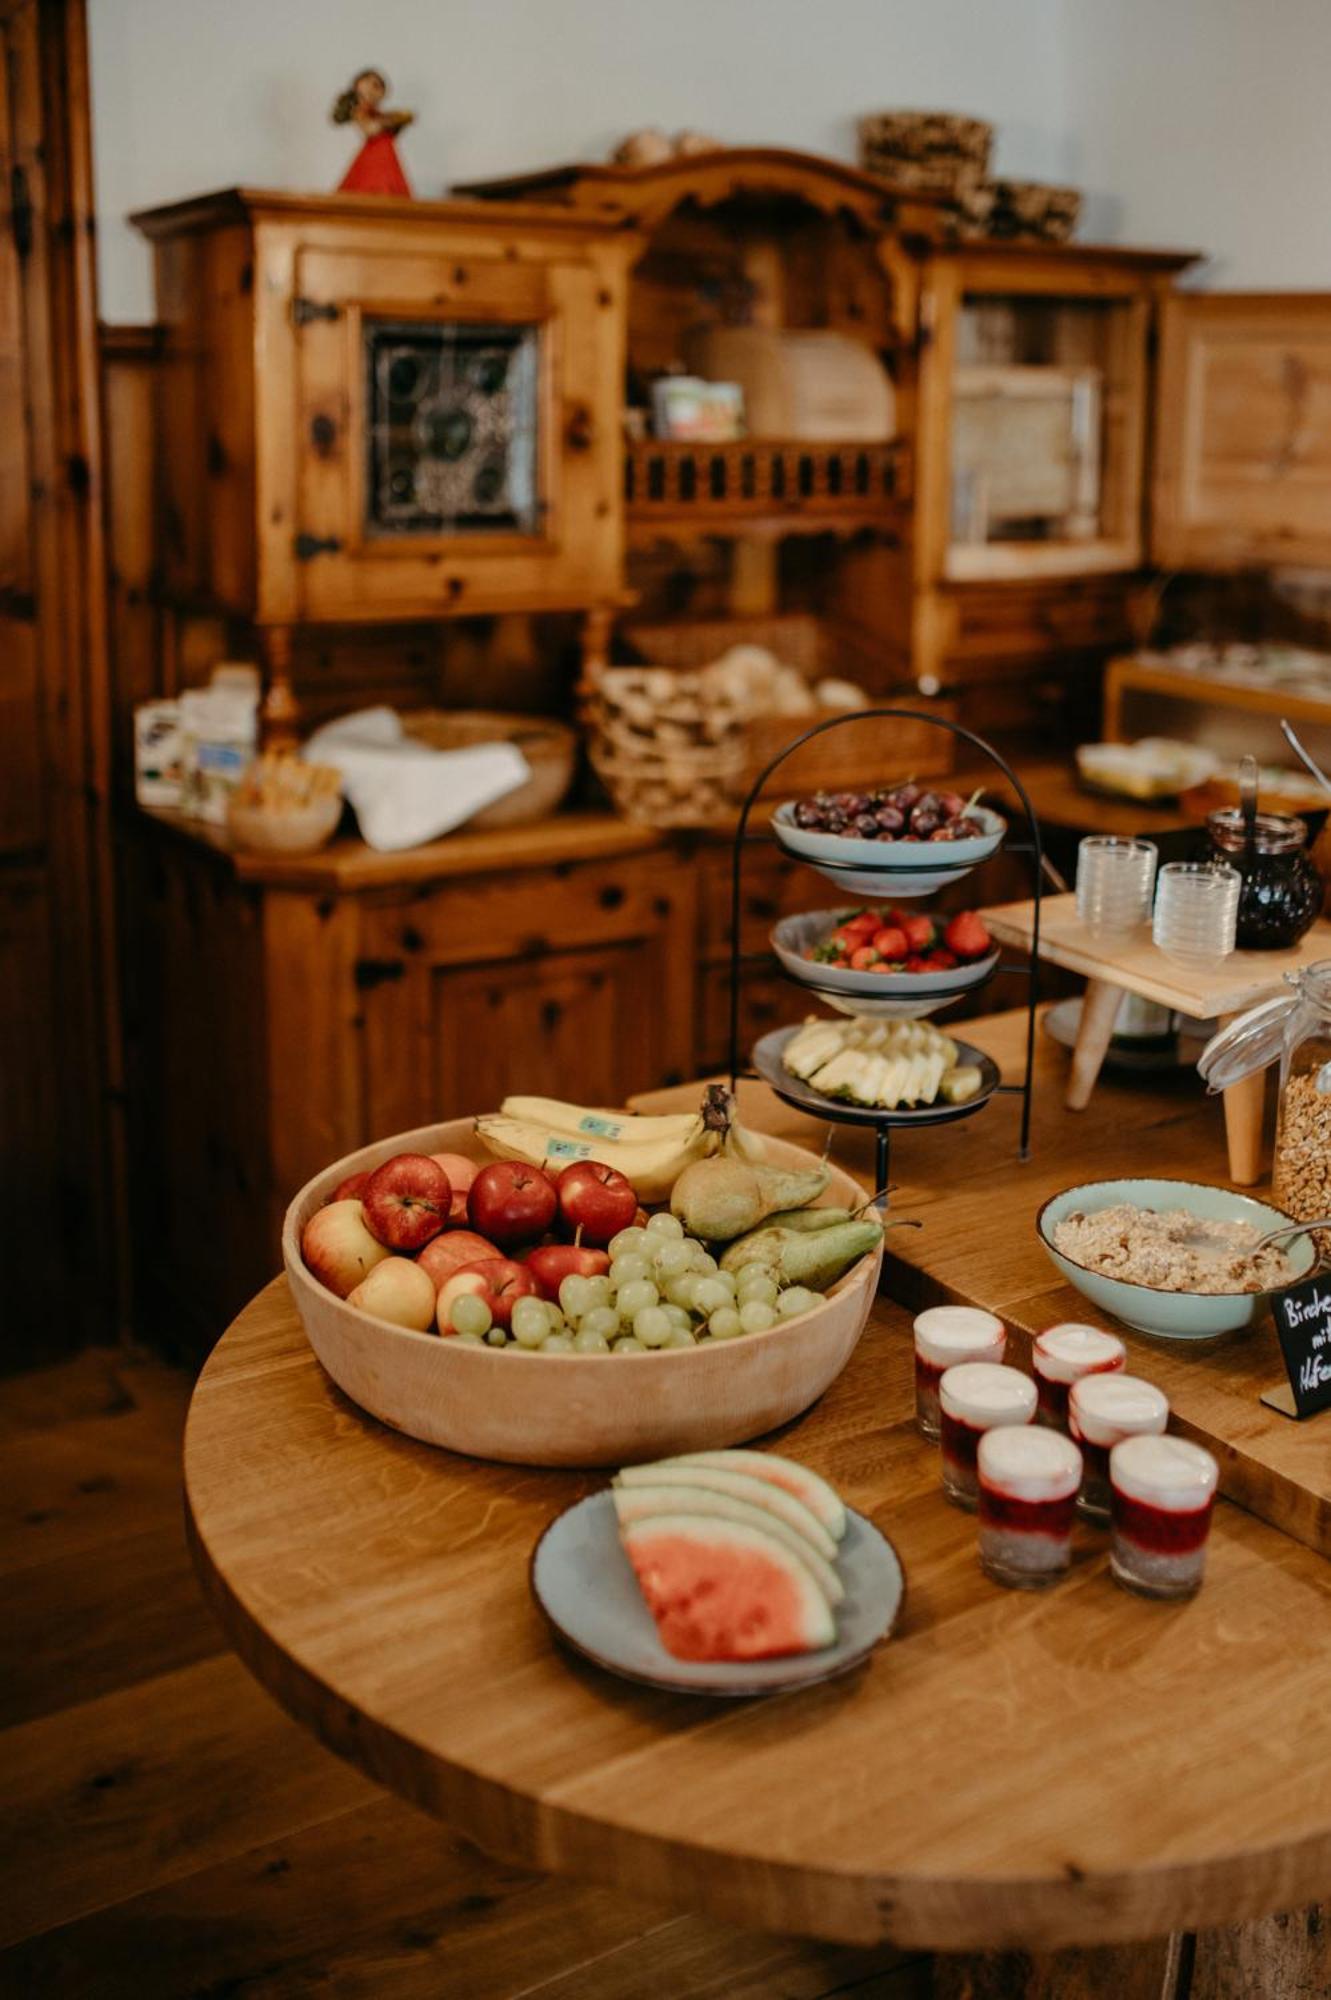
[
  {"x1": 621, "y1": 1511, "x2": 836, "y2": 1662},
  {"x1": 615, "y1": 1463, "x2": 837, "y2": 1562},
  {"x1": 612, "y1": 1482, "x2": 845, "y2": 1606},
  {"x1": 664, "y1": 1449, "x2": 847, "y2": 1540}
]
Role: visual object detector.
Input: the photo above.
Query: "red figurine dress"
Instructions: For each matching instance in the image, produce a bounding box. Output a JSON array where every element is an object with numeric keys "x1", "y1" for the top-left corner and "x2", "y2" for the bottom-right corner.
[{"x1": 338, "y1": 127, "x2": 412, "y2": 196}]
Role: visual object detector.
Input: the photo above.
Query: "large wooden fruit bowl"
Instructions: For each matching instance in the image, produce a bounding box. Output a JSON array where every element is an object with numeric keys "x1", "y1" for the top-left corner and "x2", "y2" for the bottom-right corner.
[{"x1": 282, "y1": 1117, "x2": 882, "y2": 1468}]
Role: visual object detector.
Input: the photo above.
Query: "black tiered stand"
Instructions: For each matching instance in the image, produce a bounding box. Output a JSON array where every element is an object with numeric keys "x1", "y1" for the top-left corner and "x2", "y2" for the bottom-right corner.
[{"x1": 726, "y1": 709, "x2": 1044, "y2": 1209}]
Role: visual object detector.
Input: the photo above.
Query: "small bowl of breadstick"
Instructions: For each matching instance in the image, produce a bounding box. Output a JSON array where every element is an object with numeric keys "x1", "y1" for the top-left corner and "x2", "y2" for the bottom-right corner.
[{"x1": 226, "y1": 752, "x2": 344, "y2": 854}]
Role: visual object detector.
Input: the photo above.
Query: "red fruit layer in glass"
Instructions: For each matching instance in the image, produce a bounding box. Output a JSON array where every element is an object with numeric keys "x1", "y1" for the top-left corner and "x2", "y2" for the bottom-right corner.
[
  {"x1": 1036, "y1": 1376, "x2": 1070, "y2": 1425},
  {"x1": 979, "y1": 1486, "x2": 1076, "y2": 1538},
  {"x1": 915, "y1": 1353, "x2": 947, "y2": 1394},
  {"x1": 940, "y1": 1408, "x2": 985, "y2": 1471},
  {"x1": 1112, "y1": 1490, "x2": 1214, "y2": 1555}
]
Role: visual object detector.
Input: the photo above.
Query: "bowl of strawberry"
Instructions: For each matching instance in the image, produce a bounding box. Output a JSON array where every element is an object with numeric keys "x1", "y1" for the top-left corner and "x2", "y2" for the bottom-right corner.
[
  {"x1": 772, "y1": 905, "x2": 999, "y2": 1017},
  {"x1": 772, "y1": 786, "x2": 1006, "y2": 897}
]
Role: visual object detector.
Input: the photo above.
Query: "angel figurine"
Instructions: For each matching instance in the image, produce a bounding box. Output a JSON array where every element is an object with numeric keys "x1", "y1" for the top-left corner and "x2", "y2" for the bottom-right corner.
[{"x1": 332, "y1": 69, "x2": 414, "y2": 196}]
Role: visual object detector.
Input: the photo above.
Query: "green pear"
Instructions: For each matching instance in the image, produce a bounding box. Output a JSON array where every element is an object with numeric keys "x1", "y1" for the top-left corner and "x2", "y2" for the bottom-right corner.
[{"x1": 719, "y1": 1217, "x2": 885, "y2": 1289}]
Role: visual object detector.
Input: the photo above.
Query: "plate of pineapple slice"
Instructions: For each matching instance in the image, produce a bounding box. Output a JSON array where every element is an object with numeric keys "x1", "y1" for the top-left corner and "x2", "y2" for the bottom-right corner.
[{"x1": 754, "y1": 1017, "x2": 1000, "y2": 1127}]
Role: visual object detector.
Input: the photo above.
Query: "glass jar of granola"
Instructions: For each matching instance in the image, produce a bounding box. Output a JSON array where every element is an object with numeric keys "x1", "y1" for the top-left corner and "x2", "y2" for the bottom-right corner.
[
  {"x1": 1273, "y1": 964, "x2": 1331, "y2": 1257},
  {"x1": 1200, "y1": 962, "x2": 1331, "y2": 1259}
]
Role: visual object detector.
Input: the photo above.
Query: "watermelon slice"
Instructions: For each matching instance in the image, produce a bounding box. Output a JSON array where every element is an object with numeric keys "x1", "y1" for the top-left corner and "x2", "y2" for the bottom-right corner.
[
  {"x1": 621, "y1": 1512, "x2": 836, "y2": 1662},
  {"x1": 664, "y1": 1449, "x2": 847, "y2": 1541},
  {"x1": 615, "y1": 1463, "x2": 836, "y2": 1562},
  {"x1": 612, "y1": 1482, "x2": 844, "y2": 1606}
]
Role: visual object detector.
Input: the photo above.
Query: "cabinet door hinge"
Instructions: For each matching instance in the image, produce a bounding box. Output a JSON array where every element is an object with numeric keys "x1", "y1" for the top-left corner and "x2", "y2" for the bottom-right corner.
[
  {"x1": 291, "y1": 296, "x2": 341, "y2": 326},
  {"x1": 9, "y1": 164, "x2": 32, "y2": 259},
  {"x1": 354, "y1": 958, "x2": 406, "y2": 991},
  {"x1": 293, "y1": 533, "x2": 343, "y2": 560}
]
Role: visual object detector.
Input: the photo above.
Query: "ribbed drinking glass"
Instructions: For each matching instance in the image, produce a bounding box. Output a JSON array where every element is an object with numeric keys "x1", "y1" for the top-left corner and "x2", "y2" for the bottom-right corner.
[
  {"x1": 1152, "y1": 862, "x2": 1241, "y2": 967},
  {"x1": 1075, "y1": 837, "x2": 1157, "y2": 938}
]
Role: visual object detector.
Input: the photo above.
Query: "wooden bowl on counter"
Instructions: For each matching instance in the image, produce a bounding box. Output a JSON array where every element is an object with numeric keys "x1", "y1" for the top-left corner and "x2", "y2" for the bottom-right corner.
[
  {"x1": 400, "y1": 710, "x2": 577, "y2": 828},
  {"x1": 282, "y1": 1117, "x2": 882, "y2": 1468}
]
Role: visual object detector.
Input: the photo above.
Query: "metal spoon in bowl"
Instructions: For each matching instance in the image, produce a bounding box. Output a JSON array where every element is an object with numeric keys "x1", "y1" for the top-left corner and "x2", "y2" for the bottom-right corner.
[{"x1": 1173, "y1": 1214, "x2": 1331, "y2": 1255}]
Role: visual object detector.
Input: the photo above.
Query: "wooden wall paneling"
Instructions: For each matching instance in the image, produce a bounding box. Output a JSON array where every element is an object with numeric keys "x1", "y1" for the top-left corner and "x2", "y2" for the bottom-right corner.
[{"x1": 0, "y1": 0, "x2": 123, "y2": 1356}]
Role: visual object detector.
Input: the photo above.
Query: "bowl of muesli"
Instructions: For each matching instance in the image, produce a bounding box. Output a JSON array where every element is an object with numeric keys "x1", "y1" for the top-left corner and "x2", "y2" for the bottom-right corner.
[{"x1": 1036, "y1": 1177, "x2": 1317, "y2": 1339}]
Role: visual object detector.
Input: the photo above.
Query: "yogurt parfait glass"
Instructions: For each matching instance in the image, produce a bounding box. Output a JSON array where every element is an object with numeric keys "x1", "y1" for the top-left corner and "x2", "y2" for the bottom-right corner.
[
  {"x1": 1069, "y1": 1374, "x2": 1170, "y2": 1522},
  {"x1": 939, "y1": 1362, "x2": 1037, "y2": 1510},
  {"x1": 977, "y1": 1425, "x2": 1083, "y2": 1589},
  {"x1": 913, "y1": 1305, "x2": 1006, "y2": 1439},
  {"x1": 1032, "y1": 1322, "x2": 1126, "y2": 1432},
  {"x1": 1110, "y1": 1434, "x2": 1219, "y2": 1599}
]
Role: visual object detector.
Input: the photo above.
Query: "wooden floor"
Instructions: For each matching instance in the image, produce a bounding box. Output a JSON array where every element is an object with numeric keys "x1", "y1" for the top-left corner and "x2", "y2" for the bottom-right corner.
[
  {"x1": 0, "y1": 1349, "x2": 929, "y2": 1999},
  {"x1": 3, "y1": 1349, "x2": 1327, "y2": 2000}
]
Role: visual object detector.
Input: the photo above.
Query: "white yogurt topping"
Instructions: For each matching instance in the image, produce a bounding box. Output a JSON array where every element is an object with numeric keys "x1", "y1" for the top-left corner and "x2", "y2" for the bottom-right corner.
[
  {"x1": 939, "y1": 1362, "x2": 1037, "y2": 1427},
  {"x1": 978, "y1": 1424, "x2": 1082, "y2": 1501},
  {"x1": 1033, "y1": 1322, "x2": 1126, "y2": 1384},
  {"x1": 1070, "y1": 1373, "x2": 1169, "y2": 1447},
  {"x1": 1110, "y1": 1433, "x2": 1218, "y2": 1510},
  {"x1": 913, "y1": 1305, "x2": 1006, "y2": 1368}
]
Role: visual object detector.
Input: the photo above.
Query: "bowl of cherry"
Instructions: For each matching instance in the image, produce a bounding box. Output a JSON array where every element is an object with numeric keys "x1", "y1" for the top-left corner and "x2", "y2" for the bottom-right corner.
[{"x1": 772, "y1": 784, "x2": 1006, "y2": 897}]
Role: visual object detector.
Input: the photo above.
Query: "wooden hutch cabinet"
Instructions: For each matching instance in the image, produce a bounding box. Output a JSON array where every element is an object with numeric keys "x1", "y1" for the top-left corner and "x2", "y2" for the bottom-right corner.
[{"x1": 134, "y1": 189, "x2": 634, "y2": 725}]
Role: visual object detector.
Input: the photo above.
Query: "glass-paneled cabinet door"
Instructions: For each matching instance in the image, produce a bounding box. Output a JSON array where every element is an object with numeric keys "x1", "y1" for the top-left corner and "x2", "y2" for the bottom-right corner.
[
  {"x1": 288, "y1": 242, "x2": 621, "y2": 620},
  {"x1": 942, "y1": 285, "x2": 1150, "y2": 582}
]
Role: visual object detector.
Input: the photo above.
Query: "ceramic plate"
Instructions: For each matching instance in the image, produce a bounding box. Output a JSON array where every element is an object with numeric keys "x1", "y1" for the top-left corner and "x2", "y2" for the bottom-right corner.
[
  {"x1": 772, "y1": 908, "x2": 999, "y2": 1020},
  {"x1": 531, "y1": 1490, "x2": 904, "y2": 1697},
  {"x1": 772, "y1": 802, "x2": 1006, "y2": 899},
  {"x1": 752, "y1": 1023, "x2": 1002, "y2": 1130}
]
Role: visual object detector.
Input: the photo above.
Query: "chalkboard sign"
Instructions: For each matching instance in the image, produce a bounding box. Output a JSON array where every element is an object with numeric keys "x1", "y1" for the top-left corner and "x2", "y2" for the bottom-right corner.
[{"x1": 1272, "y1": 1275, "x2": 1331, "y2": 1419}]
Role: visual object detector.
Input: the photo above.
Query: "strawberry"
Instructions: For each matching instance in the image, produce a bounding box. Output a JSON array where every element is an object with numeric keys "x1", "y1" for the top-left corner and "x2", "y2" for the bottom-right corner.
[
  {"x1": 945, "y1": 910, "x2": 992, "y2": 960},
  {"x1": 871, "y1": 925, "x2": 908, "y2": 960},
  {"x1": 903, "y1": 955, "x2": 928, "y2": 973},
  {"x1": 850, "y1": 945, "x2": 880, "y2": 970},
  {"x1": 920, "y1": 950, "x2": 958, "y2": 971},
  {"x1": 844, "y1": 910, "x2": 879, "y2": 937},
  {"x1": 901, "y1": 913, "x2": 936, "y2": 951},
  {"x1": 830, "y1": 927, "x2": 861, "y2": 954}
]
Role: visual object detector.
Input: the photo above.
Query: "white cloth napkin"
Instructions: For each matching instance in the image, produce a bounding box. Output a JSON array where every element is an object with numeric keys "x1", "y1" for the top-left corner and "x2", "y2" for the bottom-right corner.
[{"x1": 303, "y1": 707, "x2": 531, "y2": 852}]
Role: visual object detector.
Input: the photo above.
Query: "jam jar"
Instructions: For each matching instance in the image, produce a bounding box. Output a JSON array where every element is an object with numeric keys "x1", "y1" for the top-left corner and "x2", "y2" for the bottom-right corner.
[{"x1": 1206, "y1": 809, "x2": 1323, "y2": 950}]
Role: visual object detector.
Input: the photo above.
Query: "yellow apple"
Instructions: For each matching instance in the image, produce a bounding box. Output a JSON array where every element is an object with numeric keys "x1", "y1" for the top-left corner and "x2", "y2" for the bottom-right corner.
[
  {"x1": 301, "y1": 1199, "x2": 390, "y2": 1299},
  {"x1": 347, "y1": 1256, "x2": 437, "y2": 1331}
]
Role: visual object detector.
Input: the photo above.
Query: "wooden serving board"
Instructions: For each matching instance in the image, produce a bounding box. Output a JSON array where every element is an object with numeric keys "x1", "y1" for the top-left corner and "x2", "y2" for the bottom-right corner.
[
  {"x1": 982, "y1": 894, "x2": 1331, "y2": 1021},
  {"x1": 633, "y1": 1013, "x2": 1331, "y2": 1560}
]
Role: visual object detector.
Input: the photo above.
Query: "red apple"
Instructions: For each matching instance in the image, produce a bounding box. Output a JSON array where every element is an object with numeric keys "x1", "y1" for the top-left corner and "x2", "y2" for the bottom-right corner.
[
  {"x1": 522, "y1": 1242, "x2": 611, "y2": 1300},
  {"x1": 301, "y1": 1199, "x2": 391, "y2": 1299},
  {"x1": 467, "y1": 1161, "x2": 557, "y2": 1247},
  {"x1": 330, "y1": 1170, "x2": 370, "y2": 1203},
  {"x1": 430, "y1": 1151, "x2": 478, "y2": 1225},
  {"x1": 417, "y1": 1228, "x2": 502, "y2": 1294},
  {"x1": 347, "y1": 1256, "x2": 437, "y2": 1331},
  {"x1": 555, "y1": 1161, "x2": 638, "y2": 1247},
  {"x1": 362, "y1": 1153, "x2": 451, "y2": 1252},
  {"x1": 436, "y1": 1257, "x2": 539, "y2": 1333}
]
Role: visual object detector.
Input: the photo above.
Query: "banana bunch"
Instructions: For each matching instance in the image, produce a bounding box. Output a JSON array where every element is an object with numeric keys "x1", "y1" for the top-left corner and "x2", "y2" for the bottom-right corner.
[{"x1": 475, "y1": 1089, "x2": 764, "y2": 1204}]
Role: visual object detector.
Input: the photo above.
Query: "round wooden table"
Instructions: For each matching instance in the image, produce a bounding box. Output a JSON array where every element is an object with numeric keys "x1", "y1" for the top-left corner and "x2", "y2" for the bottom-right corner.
[{"x1": 185, "y1": 1277, "x2": 1331, "y2": 1954}]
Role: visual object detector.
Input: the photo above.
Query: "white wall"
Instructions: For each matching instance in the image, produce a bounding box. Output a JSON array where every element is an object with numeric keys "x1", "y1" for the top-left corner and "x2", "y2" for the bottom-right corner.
[
  {"x1": 90, "y1": 0, "x2": 1331, "y2": 321},
  {"x1": 1063, "y1": 0, "x2": 1331, "y2": 287},
  {"x1": 89, "y1": 0, "x2": 1071, "y2": 323}
]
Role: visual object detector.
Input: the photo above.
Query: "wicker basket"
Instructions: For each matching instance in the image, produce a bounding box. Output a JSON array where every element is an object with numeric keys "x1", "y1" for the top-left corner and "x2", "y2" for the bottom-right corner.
[
  {"x1": 988, "y1": 180, "x2": 1083, "y2": 244},
  {"x1": 400, "y1": 710, "x2": 577, "y2": 828},
  {"x1": 620, "y1": 614, "x2": 956, "y2": 800},
  {"x1": 858, "y1": 110, "x2": 992, "y2": 197},
  {"x1": 584, "y1": 665, "x2": 749, "y2": 828}
]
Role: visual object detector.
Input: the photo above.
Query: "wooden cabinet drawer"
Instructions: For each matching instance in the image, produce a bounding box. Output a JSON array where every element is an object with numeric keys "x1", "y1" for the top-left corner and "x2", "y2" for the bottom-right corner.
[
  {"x1": 697, "y1": 962, "x2": 834, "y2": 1077},
  {"x1": 946, "y1": 581, "x2": 1134, "y2": 663}
]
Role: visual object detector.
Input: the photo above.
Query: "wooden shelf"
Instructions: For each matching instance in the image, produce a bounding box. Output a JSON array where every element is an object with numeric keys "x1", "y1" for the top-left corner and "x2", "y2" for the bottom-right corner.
[{"x1": 624, "y1": 436, "x2": 909, "y2": 542}]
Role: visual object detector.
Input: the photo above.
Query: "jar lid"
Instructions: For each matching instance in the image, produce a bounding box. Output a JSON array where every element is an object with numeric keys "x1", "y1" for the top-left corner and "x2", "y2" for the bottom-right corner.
[{"x1": 1197, "y1": 960, "x2": 1331, "y2": 1090}]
